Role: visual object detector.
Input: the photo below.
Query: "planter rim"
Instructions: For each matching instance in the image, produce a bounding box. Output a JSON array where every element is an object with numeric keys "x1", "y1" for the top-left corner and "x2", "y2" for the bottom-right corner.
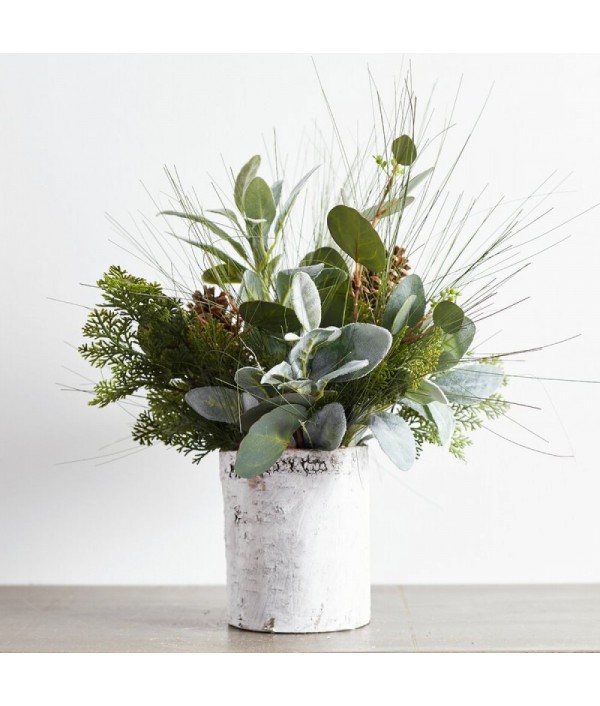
[{"x1": 219, "y1": 446, "x2": 368, "y2": 458}]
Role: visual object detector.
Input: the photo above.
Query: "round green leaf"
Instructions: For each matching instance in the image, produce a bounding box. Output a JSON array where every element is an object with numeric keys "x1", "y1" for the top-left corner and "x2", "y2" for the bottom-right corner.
[
  {"x1": 433, "y1": 300, "x2": 465, "y2": 334},
  {"x1": 391, "y1": 135, "x2": 417, "y2": 166},
  {"x1": 326, "y1": 205, "x2": 387, "y2": 272}
]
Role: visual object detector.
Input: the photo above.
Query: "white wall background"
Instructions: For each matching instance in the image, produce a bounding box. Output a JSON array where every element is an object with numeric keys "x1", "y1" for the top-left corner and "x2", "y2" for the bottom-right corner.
[{"x1": 1, "y1": 54, "x2": 599, "y2": 585}]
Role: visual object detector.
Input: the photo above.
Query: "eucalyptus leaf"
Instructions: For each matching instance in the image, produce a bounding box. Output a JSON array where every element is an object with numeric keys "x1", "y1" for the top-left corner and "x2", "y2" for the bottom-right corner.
[
  {"x1": 304, "y1": 403, "x2": 347, "y2": 451},
  {"x1": 234, "y1": 155, "x2": 261, "y2": 213},
  {"x1": 239, "y1": 300, "x2": 301, "y2": 334},
  {"x1": 239, "y1": 394, "x2": 314, "y2": 432},
  {"x1": 382, "y1": 274, "x2": 426, "y2": 331},
  {"x1": 202, "y1": 262, "x2": 246, "y2": 285},
  {"x1": 437, "y1": 317, "x2": 476, "y2": 371},
  {"x1": 290, "y1": 271, "x2": 321, "y2": 332},
  {"x1": 433, "y1": 300, "x2": 465, "y2": 334},
  {"x1": 235, "y1": 404, "x2": 309, "y2": 478},
  {"x1": 327, "y1": 205, "x2": 387, "y2": 272},
  {"x1": 185, "y1": 386, "x2": 240, "y2": 424},
  {"x1": 391, "y1": 135, "x2": 417, "y2": 166},
  {"x1": 434, "y1": 363, "x2": 504, "y2": 406},
  {"x1": 369, "y1": 412, "x2": 416, "y2": 471},
  {"x1": 390, "y1": 294, "x2": 417, "y2": 335},
  {"x1": 310, "y1": 323, "x2": 392, "y2": 382},
  {"x1": 300, "y1": 246, "x2": 348, "y2": 272}
]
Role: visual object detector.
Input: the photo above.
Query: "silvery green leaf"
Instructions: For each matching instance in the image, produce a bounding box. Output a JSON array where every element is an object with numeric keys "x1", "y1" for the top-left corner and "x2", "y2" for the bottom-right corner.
[
  {"x1": 406, "y1": 379, "x2": 449, "y2": 406},
  {"x1": 239, "y1": 270, "x2": 264, "y2": 302},
  {"x1": 437, "y1": 317, "x2": 476, "y2": 371},
  {"x1": 235, "y1": 404, "x2": 309, "y2": 478},
  {"x1": 362, "y1": 195, "x2": 414, "y2": 221},
  {"x1": 310, "y1": 323, "x2": 392, "y2": 382},
  {"x1": 391, "y1": 293, "x2": 417, "y2": 334},
  {"x1": 278, "y1": 379, "x2": 320, "y2": 396},
  {"x1": 261, "y1": 361, "x2": 295, "y2": 385},
  {"x1": 271, "y1": 180, "x2": 283, "y2": 208},
  {"x1": 405, "y1": 167, "x2": 434, "y2": 194},
  {"x1": 428, "y1": 401, "x2": 455, "y2": 446},
  {"x1": 289, "y1": 327, "x2": 342, "y2": 377},
  {"x1": 185, "y1": 386, "x2": 240, "y2": 424},
  {"x1": 234, "y1": 155, "x2": 261, "y2": 213},
  {"x1": 275, "y1": 264, "x2": 324, "y2": 304},
  {"x1": 319, "y1": 359, "x2": 369, "y2": 383},
  {"x1": 304, "y1": 403, "x2": 347, "y2": 451},
  {"x1": 290, "y1": 271, "x2": 321, "y2": 332},
  {"x1": 284, "y1": 332, "x2": 301, "y2": 342},
  {"x1": 368, "y1": 412, "x2": 416, "y2": 471},
  {"x1": 383, "y1": 274, "x2": 426, "y2": 331},
  {"x1": 241, "y1": 392, "x2": 260, "y2": 412},
  {"x1": 234, "y1": 367, "x2": 273, "y2": 401},
  {"x1": 274, "y1": 165, "x2": 320, "y2": 235},
  {"x1": 434, "y1": 363, "x2": 503, "y2": 406},
  {"x1": 240, "y1": 394, "x2": 313, "y2": 432}
]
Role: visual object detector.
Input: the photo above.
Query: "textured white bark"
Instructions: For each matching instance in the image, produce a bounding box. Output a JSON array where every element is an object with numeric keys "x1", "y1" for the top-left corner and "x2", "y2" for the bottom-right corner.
[{"x1": 220, "y1": 448, "x2": 370, "y2": 633}]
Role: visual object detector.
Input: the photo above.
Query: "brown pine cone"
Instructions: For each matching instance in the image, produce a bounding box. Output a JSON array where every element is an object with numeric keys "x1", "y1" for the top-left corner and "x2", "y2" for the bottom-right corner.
[
  {"x1": 388, "y1": 246, "x2": 410, "y2": 288},
  {"x1": 189, "y1": 287, "x2": 238, "y2": 332}
]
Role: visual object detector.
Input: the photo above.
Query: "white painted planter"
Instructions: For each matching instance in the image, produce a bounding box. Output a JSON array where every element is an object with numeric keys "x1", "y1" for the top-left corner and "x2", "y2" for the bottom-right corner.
[{"x1": 219, "y1": 447, "x2": 370, "y2": 633}]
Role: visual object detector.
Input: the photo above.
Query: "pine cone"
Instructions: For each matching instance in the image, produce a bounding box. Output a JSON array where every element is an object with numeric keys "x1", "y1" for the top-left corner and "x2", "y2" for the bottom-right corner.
[
  {"x1": 189, "y1": 287, "x2": 238, "y2": 332},
  {"x1": 388, "y1": 246, "x2": 410, "y2": 288}
]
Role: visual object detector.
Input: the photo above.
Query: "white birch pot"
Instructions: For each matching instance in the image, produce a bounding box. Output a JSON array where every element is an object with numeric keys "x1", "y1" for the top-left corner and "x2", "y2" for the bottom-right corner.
[{"x1": 219, "y1": 447, "x2": 370, "y2": 633}]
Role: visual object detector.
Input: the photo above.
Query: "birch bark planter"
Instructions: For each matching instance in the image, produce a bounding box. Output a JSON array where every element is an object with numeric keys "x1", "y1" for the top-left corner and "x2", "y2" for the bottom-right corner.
[{"x1": 220, "y1": 447, "x2": 370, "y2": 633}]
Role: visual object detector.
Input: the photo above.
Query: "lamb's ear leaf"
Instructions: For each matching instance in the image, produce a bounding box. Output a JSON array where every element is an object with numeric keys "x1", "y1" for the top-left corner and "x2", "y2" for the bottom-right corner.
[
  {"x1": 234, "y1": 155, "x2": 261, "y2": 212},
  {"x1": 406, "y1": 379, "x2": 449, "y2": 406},
  {"x1": 304, "y1": 403, "x2": 347, "y2": 451},
  {"x1": 202, "y1": 262, "x2": 246, "y2": 285},
  {"x1": 310, "y1": 323, "x2": 392, "y2": 382},
  {"x1": 327, "y1": 205, "x2": 387, "y2": 273},
  {"x1": 427, "y1": 401, "x2": 455, "y2": 447},
  {"x1": 437, "y1": 317, "x2": 476, "y2": 370},
  {"x1": 185, "y1": 386, "x2": 240, "y2": 424},
  {"x1": 275, "y1": 264, "x2": 324, "y2": 304},
  {"x1": 234, "y1": 404, "x2": 309, "y2": 478},
  {"x1": 382, "y1": 274, "x2": 426, "y2": 331},
  {"x1": 274, "y1": 165, "x2": 320, "y2": 235},
  {"x1": 271, "y1": 180, "x2": 284, "y2": 208},
  {"x1": 369, "y1": 412, "x2": 416, "y2": 471},
  {"x1": 363, "y1": 196, "x2": 414, "y2": 221},
  {"x1": 290, "y1": 271, "x2": 321, "y2": 332},
  {"x1": 239, "y1": 301, "x2": 301, "y2": 334},
  {"x1": 434, "y1": 363, "x2": 503, "y2": 406},
  {"x1": 391, "y1": 135, "x2": 417, "y2": 166},
  {"x1": 433, "y1": 300, "x2": 465, "y2": 334}
]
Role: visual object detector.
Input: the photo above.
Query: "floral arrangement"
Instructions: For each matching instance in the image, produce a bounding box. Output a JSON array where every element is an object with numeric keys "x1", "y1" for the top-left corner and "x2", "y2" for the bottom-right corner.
[{"x1": 77, "y1": 90, "x2": 545, "y2": 479}]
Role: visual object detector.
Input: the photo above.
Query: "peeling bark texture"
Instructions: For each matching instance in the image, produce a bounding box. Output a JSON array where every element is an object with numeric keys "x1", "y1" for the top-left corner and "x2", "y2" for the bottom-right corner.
[{"x1": 220, "y1": 448, "x2": 371, "y2": 633}]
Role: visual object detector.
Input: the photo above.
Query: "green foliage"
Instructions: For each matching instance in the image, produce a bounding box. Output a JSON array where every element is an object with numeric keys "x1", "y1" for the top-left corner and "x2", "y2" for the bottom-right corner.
[{"x1": 79, "y1": 266, "x2": 251, "y2": 461}]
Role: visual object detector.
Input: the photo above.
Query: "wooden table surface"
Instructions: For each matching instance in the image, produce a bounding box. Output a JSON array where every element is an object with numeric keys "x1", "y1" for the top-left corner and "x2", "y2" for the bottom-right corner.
[{"x1": 1, "y1": 585, "x2": 599, "y2": 652}]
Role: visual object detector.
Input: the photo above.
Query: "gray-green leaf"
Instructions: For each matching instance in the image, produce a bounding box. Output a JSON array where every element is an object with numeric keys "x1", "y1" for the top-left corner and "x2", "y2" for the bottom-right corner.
[
  {"x1": 185, "y1": 386, "x2": 240, "y2": 424},
  {"x1": 235, "y1": 404, "x2": 309, "y2": 478},
  {"x1": 369, "y1": 412, "x2": 416, "y2": 471},
  {"x1": 290, "y1": 271, "x2": 321, "y2": 332},
  {"x1": 434, "y1": 363, "x2": 503, "y2": 406},
  {"x1": 382, "y1": 274, "x2": 426, "y2": 331},
  {"x1": 234, "y1": 155, "x2": 261, "y2": 213},
  {"x1": 304, "y1": 403, "x2": 347, "y2": 451}
]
